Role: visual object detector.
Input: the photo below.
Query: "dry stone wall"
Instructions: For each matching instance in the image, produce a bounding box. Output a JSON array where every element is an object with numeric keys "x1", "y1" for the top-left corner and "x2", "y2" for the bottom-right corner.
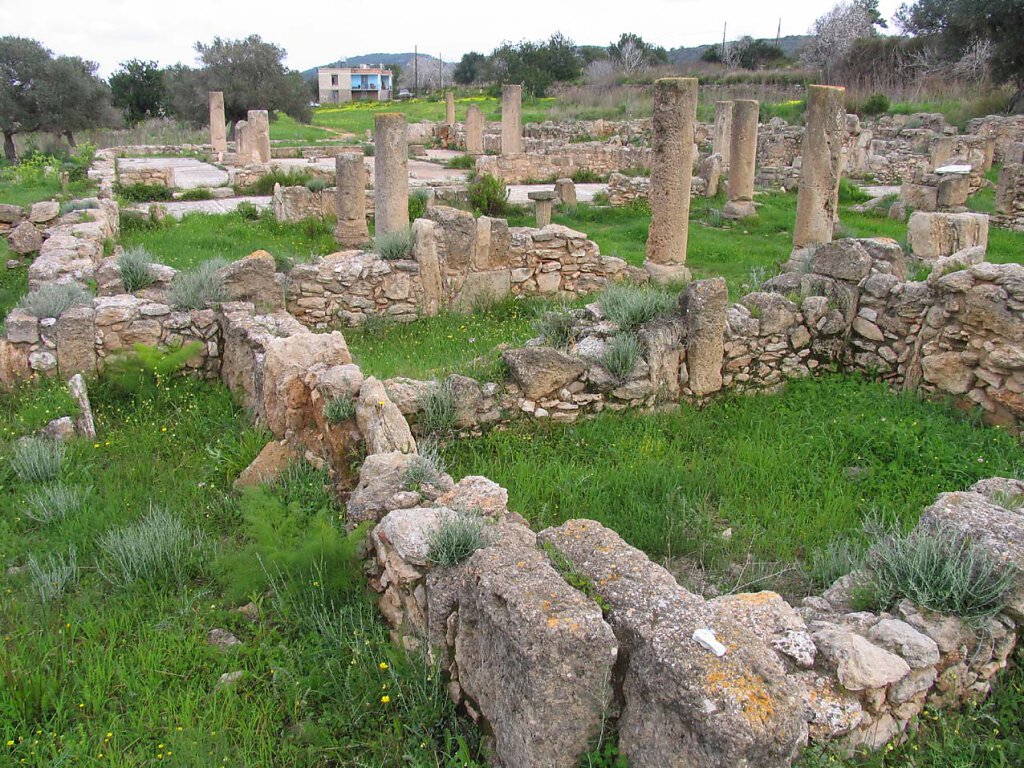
[{"x1": 476, "y1": 142, "x2": 652, "y2": 183}]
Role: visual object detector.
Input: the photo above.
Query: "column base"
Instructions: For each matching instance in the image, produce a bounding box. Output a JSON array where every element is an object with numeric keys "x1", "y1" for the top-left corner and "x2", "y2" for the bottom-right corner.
[
  {"x1": 334, "y1": 221, "x2": 371, "y2": 249},
  {"x1": 723, "y1": 200, "x2": 757, "y2": 219},
  {"x1": 643, "y1": 260, "x2": 692, "y2": 285}
]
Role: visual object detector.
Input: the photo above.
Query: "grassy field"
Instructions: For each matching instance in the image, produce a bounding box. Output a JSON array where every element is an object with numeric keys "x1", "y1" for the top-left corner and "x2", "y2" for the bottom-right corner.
[
  {"x1": 0, "y1": 177, "x2": 94, "y2": 209},
  {"x1": 0, "y1": 374, "x2": 484, "y2": 767},
  {"x1": 119, "y1": 211, "x2": 340, "y2": 271},
  {"x1": 269, "y1": 114, "x2": 339, "y2": 143}
]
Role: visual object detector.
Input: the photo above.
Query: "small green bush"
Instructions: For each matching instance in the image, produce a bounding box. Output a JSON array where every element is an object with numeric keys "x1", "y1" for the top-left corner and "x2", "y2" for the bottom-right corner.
[
  {"x1": 98, "y1": 505, "x2": 205, "y2": 589},
  {"x1": 808, "y1": 537, "x2": 865, "y2": 589},
  {"x1": 427, "y1": 509, "x2": 488, "y2": 567},
  {"x1": 417, "y1": 381, "x2": 458, "y2": 436},
  {"x1": 860, "y1": 523, "x2": 1013, "y2": 621},
  {"x1": 468, "y1": 173, "x2": 510, "y2": 217},
  {"x1": 533, "y1": 304, "x2": 577, "y2": 348},
  {"x1": 323, "y1": 395, "x2": 356, "y2": 424},
  {"x1": 19, "y1": 282, "x2": 93, "y2": 319},
  {"x1": 572, "y1": 169, "x2": 605, "y2": 184},
  {"x1": 24, "y1": 482, "x2": 89, "y2": 524},
  {"x1": 861, "y1": 93, "x2": 890, "y2": 116},
  {"x1": 118, "y1": 246, "x2": 157, "y2": 293},
  {"x1": 404, "y1": 443, "x2": 448, "y2": 490},
  {"x1": 601, "y1": 332, "x2": 643, "y2": 380},
  {"x1": 59, "y1": 199, "x2": 99, "y2": 216},
  {"x1": 10, "y1": 437, "x2": 66, "y2": 483},
  {"x1": 375, "y1": 227, "x2": 414, "y2": 260},
  {"x1": 169, "y1": 259, "x2": 227, "y2": 310},
  {"x1": 116, "y1": 182, "x2": 174, "y2": 202},
  {"x1": 409, "y1": 189, "x2": 430, "y2": 221},
  {"x1": 26, "y1": 547, "x2": 78, "y2": 604},
  {"x1": 599, "y1": 282, "x2": 677, "y2": 331},
  {"x1": 237, "y1": 169, "x2": 313, "y2": 196},
  {"x1": 306, "y1": 178, "x2": 330, "y2": 193},
  {"x1": 235, "y1": 201, "x2": 261, "y2": 220},
  {"x1": 838, "y1": 177, "x2": 870, "y2": 204},
  {"x1": 177, "y1": 187, "x2": 213, "y2": 201},
  {"x1": 103, "y1": 341, "x2": 205, "y2": 397},
  {"x1": 445, "y1": 154, "x2": 476, "y2": 170},
  {"x1": 362, "y1": 143, "x2": 375, "y2": 157}
]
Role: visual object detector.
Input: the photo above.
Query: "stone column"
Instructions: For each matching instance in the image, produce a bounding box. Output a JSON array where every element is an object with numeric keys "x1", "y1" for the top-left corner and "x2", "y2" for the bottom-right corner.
[
  {"x1": 644, "y1": 77, "x2": 698, "y2": 284},
  {"x1": 209, "y1": 92, "x2": 227, "y2": 154},
  {"x1": 528, "y1": 191, "x2": 557, "y2": 227},
  {"x1": 413, "y1": 219, "x2": 443, "y2": 316},
  {"x1": 723, "y1": 99, "x2": 759, "y2": 219},
  {"x1": 793, "y1": 85, "x2": 846, "y2": 249},
  {"x1": 235, "y1": 120, "x2": 251, "y2": 163},
  {"x1": 445, "y1": 91, "x2": 456, "y2": 126},
  {"x1": 334, "y1": 152, "x2": 370, "y2": 247},
  {"x1": 374, "y1": 113, "x2": 409, "y2": 236},
  {"x1": 713, "y1": 101, "x2": 733, "y2": 165},
  {"x1": 555, "y1": 178, "x2": 577, "y2": 209},
  {"x1": 501, "y1": 84, "x2": 523, "y2": 156},
  {"x1": 466, "y1": 104, "x2": 484, "y2": 155},
  {"x1": 248, "y1": 109, "x2": 271, "y2": 164}
]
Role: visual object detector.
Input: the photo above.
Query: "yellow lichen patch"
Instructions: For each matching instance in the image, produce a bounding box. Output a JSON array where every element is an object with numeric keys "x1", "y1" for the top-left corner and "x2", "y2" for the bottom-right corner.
[
  {"x1": 516, "y1": 560, "x2": 527, "y2": 568},
  {"x1": 731, "y1": 591, "x2": 781, "y2": 605},
  {"x1": 704, "y1": 668, "x2": 776, "y2": 729},
  {"x1": 547, "y1": 617, "x2": 561, "y2": 629}
]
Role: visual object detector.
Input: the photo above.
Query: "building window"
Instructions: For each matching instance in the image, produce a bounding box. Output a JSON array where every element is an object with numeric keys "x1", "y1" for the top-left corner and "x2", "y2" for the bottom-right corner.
[{"x1": 331, "y1": 74, "x2": 339, "y2": 86}]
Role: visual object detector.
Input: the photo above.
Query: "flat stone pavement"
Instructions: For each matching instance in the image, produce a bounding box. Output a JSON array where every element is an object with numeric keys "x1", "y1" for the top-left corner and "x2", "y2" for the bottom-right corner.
[
  {"x1": 268, "y1": 157, "x2": 471, "y2": 187},
  {"x1": 131, "y1": 196, "x2": 271, "y2": 219},
  {"x1": 116, "y1": 157, "x2": 230, "y2": 190}
]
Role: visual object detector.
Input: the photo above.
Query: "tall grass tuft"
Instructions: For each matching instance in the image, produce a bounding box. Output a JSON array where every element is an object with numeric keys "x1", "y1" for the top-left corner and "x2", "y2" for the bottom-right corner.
[
  {"x1": 19, "y1": 282, "x2": 92, "y2": 319},
  {"x1": 533, "y1": 304, "x2": 577, "y2": 348},
  {"x1": 323, "y1": 394, "x2": 356, "y2": 424},
  {"x1": 808, "y1": 537, "x2": 865, "y2": 589},
  {"x1": 861, "y1": 523, "x2": 1013, "y2": 621},
  {"x1": 601, "y1": 332, "x2": 644, "y2": 381},
  {"x1": 417, "y1": 380, "x2": 458, "y2": 436},
  {"x1": 599, "y1": 282, "x2": 677, "y2": 331},
  {"x1": 10, "y1": 437, "x2": 66, "y2": 483},
  {"x1": 375, "y1": 227, "x2": 414, "y2": 260},
  {"x1": 26, "y1": 547, "x2": 78, "y2": 604},
  {"x1": 118, "y1": 246, "x2": 157, "y2": 293},
  {"x1": 24, "y1": 482, "x2": 89, "y2": 524},
  {"x1": 404, "y1": 440, "x2": 447, "y2": 490},
  {"x1": 169, "y1": 258, "x2": 227, "y2": 310},
  {"x1": 427, "y1": 509, "x2": 489, "y2": 567},
  {"x1": 98, "y1": 505, "x2": 206, "y2": 589}
]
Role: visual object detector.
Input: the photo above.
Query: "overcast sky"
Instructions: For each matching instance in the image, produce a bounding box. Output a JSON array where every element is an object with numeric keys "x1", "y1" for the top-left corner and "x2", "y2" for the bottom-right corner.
[{"x1": 4, "y1": 0, "x2": 905, "y2": 78}]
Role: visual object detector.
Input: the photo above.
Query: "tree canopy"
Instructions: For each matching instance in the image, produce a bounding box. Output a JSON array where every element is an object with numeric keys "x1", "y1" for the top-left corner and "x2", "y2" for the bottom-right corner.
[{"x1": 110, "y1": 59, "x2": 165, "y2": 125}]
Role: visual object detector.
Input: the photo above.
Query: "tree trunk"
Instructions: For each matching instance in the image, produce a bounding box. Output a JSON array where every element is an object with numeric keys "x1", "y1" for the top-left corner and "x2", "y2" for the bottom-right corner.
[
  {"x1": 3, "y1": 131, "x2": 16, "y2": 163},
  {"x1": 64, "y1": 130, "x2": 77, "y2": 148}
]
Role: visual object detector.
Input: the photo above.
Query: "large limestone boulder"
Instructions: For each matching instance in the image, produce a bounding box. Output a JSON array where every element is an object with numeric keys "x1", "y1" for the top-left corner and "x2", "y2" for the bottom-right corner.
[
  {"x1": 452, "y1": 545, "x2": 618, "y2": 768},
  {"x1": 502, "y1": 347, "x2": 585, "y2": 400},
  {"x1": 539, "y1": 520, "x2": 808, "y2": 768},
  {"x1": 810, "y1": 239, "x2": 873, "y2": 282},
  {"x1": 356, "y1": 376, "x2": 416, "y2": 455},
  {"x1": 28, "y1": 200, "x2": 60, "y2": 224},
  {"x1": 218, "y1": 250, "x2": 283, "y2": 311},
  {"x1": 8, "y1": 221, "x2": 43, "y2": 255},
  {"x1": 812, "y1": 629, "x2": 911, "y2": 691},
  {"x1": 346, "y1": 451, "x2": 419, "y2": 528},
  {"x1": 234, "y1": 440, "x2": 300, "y2": 488},
  {"x1": 907, "y1": 212, "x2": 989, "y2": 260},
  {"x1": 681, "y1": 278, "x2": 728, "y2": 396}
]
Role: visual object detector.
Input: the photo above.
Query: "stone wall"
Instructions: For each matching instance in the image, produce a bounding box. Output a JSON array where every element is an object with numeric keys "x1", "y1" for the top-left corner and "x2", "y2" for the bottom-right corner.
[
  {"x1": 284, "y1": 208, "x2": 629, "y2": 328},
  {"x1": 995, "y1": 163, "x2": 1024, "y2": 231},
  {"x1": 969, "y1": 114, "x2": 1024, "y2": 164},
  {"x1": 475, "y1": 142, "x2": 653, "y2": 183},
  {"x1": 116, "y1": 162, "x2": 176, "y2": 188}
]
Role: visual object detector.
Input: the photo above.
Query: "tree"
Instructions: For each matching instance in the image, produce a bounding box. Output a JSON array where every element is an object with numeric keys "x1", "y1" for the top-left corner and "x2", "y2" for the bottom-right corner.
[
  {"x1": 37, "y1": 56, "x2": 115, "y2": 146},
  {"x1": 608, "y1": 33, "x2": 668, "y2": 77},
  {"x1": 454, "y1": 52, "x2": 487, "y2": 85},
  {"x1": 164, "y1": 35, "x2": 312, "y2": 126},
  {"x1": 897, "y1": 0, "x2": 1024, "y2": 109},
  {"x1": 110, "y1": 59, "x2": 165, "y2": 124},
  {"x1": 802, "y1": 1, "x2": 880, "y2": 82},
  {"x1": 0, "y1": 37, "x2": 51, "y2": 161},
  {"x1": 489, "y1": 34, "x2": 582, "y2": 97}
]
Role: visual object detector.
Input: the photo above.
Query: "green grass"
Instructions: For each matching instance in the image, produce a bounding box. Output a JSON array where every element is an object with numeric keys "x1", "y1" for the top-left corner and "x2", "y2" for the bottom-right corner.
[
  {"x1": 118, "y1": 210, "x2": 339, "y2": 270},
  {"x1": 268, "y1": 114, "x2": 337, "y2": 143},
  {"x1": 443, "y1": 376, "x2": 1023, "y2": 586},
  {"x1": 0, "y1": 374, "x2": 484, "y2": 767},
  {"x1": 0, "y1": 176, "x2": 93, "y2": 208},
  {"x1": 0, "y1": 238, "x2": 27, "y2": 324}
]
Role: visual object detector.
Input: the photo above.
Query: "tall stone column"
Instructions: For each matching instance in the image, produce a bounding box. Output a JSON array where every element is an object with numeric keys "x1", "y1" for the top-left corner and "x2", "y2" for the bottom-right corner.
[
  {"x1": 334, "y1": 152, "x2": 370, "y2": 247},
  {"x1": 723, "y1": 99, "x2": 759, "y2": 219},
  {"x1": 209, "y1": 92, "x2": 227, "y2": 154},
  {"x1": 445, "y1": 91, "x2": 456, "y2": 126},
  {"x1": 501, "y1": 84, "x2": 523, "y2": 156},
  {"x1": 235, "y1": 120, "x2": 251, "y2": 163},
  {"x1": 794, "y1": 85, "x2": 847, "y2": 249},
  {"x1": 466, "y1": 104, "x2": 484, "y2": 155},
  {"x1": 247, "y1": 109, "x2": 271, "y2": 164},
  {"x1": 713, "y1": 101, "x2": 733, "y2": 165},
  {"x1": 643, "y1": 77, "x2": 698, "y2": 284},
  {"x1": 374, "y1": 113, "x2": 409, "y2": 236}
]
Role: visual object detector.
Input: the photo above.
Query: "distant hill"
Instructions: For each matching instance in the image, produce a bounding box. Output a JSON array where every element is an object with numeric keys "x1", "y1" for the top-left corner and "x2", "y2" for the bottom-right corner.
[{"x1": 667, "y1": 34, "x2": 810, "y2": 65}]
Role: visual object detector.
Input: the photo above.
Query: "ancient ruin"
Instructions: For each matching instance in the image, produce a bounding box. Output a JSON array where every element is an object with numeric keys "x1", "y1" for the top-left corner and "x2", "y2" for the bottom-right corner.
[{"x1": 724, "y1": 99, "x2": 759, "y2": 219}]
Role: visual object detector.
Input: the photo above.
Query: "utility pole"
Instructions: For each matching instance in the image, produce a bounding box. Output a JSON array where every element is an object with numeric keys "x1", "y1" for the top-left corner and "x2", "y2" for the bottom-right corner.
[
  {"x1": 414, "y1": 45, "x2": 418, "y2": 95},
  {"x1": 439, "y1": 53, "x2": 443, "y2": 90},
  {"x1": 722, "y1": 22, "x2": 727, "y2": 64},
  {"x1": 776, "y1": 18, "x2": 781, "y2": 48}
]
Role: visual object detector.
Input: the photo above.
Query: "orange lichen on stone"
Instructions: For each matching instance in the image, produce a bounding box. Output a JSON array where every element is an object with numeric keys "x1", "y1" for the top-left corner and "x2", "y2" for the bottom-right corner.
[
  {"x1": 704, "y1": 667, "x2": 776, "y2": 729},
  {"x1": 731, "y1": 591, "x2": 781, "y2": 605}
]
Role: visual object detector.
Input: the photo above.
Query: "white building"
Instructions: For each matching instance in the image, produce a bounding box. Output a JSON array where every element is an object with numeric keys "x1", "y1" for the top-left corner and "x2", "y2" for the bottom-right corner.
[{"x1": 317, "y1": 65, "x2": 394, "y2": 104}]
